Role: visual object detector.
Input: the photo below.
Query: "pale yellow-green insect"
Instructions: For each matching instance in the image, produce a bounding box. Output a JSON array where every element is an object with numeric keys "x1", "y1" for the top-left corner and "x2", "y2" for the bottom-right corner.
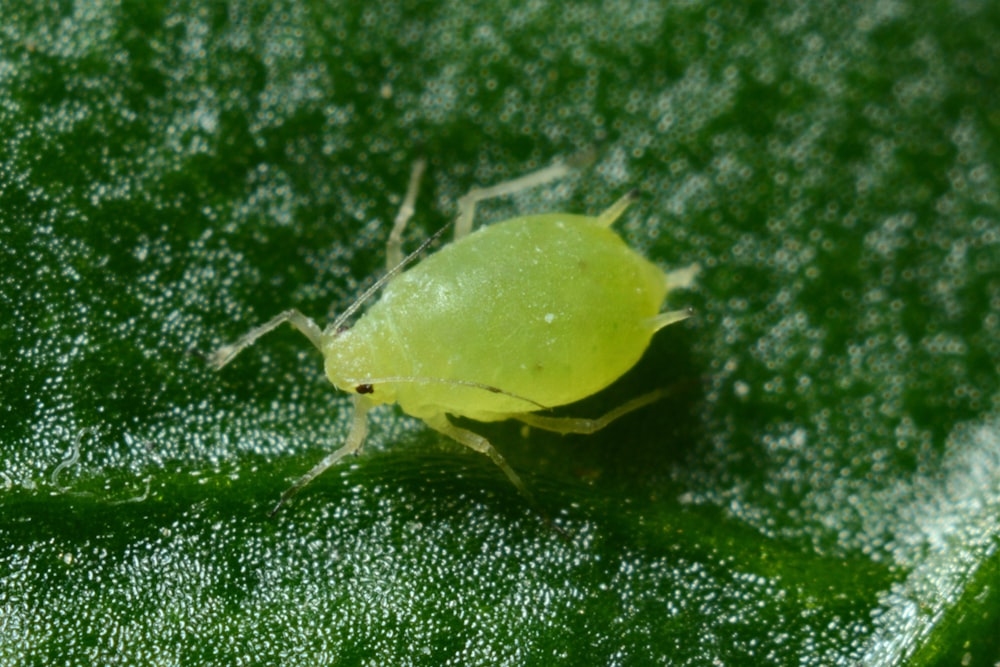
[{"x1": 209, "y1": 157, "x2": 698, "y2": 514}]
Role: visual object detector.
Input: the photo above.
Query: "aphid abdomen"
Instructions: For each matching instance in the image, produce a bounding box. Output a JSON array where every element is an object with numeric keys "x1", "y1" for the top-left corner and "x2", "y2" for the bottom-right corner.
[{"x1": 327, "y1": 213, "x2": 670, "y2": 421}]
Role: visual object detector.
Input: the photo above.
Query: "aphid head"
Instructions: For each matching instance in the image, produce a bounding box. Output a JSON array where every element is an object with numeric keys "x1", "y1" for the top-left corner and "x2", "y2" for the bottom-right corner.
[{"x1": 320, "y1": 326, "x2": 399, "y2": 405}]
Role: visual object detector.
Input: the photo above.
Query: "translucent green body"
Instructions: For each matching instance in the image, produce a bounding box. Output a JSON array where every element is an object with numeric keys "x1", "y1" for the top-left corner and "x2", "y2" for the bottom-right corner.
[
  {"x1": 210, "y1": 160, "x2": 697, "y2": 513},
  {"x1": 323, "y1": 213, "x2": 669, "y2": 421},
  {"x1": 208, "y1": 160, "x2": 698, "y2": 514}
]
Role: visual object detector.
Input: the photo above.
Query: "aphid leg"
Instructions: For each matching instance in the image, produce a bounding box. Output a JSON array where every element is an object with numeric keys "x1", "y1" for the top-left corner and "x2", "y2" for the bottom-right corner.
[
  {"x1": 269, "y1": 395, "x2": 372, "y2": 516},
  {"x1": 664, "y1": 263, "x2": 701, "y2": 291},
  {"x1": 454, "y1": 160, "x2": 573, "y2": 240},
  {"x1": 424, "y1": 413, "x2": 569, "y2": 535},
  {"x1": 386, "y1": 158, "x2": 427, "y2": 270},
  {"x1": 207, "y1": 309, "x2": 323, "y2": 370},
  {"x1": 423, "y1": 413, "x2": 535, "y2": 504},
  {"x1": 651, "y1": 308, "x2": 694, "y2": 332},
  {"x1": 512, "y1": 389, "x2": 668, "y2": 435},
  {"x1": 596, "y1": 189, "x2": 640, "y2": 227}
]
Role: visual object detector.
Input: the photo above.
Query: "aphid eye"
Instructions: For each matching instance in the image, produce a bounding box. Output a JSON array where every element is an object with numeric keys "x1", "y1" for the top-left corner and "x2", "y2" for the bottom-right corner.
[{"x1": 355, "y1": 384, "x2": 374, "y2": 394}]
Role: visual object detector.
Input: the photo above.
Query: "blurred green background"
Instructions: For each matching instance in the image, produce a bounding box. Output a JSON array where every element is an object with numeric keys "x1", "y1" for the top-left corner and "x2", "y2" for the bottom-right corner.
[{"x1": 2, "y1": 0, "x2": 998, "y2": 665}]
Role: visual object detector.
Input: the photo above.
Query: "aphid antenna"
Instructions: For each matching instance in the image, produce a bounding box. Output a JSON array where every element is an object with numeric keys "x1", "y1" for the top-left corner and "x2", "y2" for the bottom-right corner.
[
  {"x1": 350, "y1": 376, "x2": 550, "y2": 410},
  {"x1": 325, "y1": 219, "x2": 453, "y2": 336}
]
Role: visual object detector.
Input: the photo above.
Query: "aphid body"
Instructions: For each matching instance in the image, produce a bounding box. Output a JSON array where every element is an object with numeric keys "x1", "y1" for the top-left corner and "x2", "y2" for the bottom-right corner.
[{"x1": 210, "y1": 158, "x2": 698, "y2": 514}]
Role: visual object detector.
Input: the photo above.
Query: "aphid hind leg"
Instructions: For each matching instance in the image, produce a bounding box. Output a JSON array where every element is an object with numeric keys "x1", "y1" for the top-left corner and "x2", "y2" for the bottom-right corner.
[
  {"x1": 269, "y1": 395, "x2": 372, "y2": 516},
  {"x1": 512, "y1": 389, "x2": 668, "y2": 435},
  {"x1": 454, "y1": 160, "x2": 573, "y2": 240},
  {"x1": 423, "y1": 413, "x2": 534, "y2": 503},
  {"x1": 664, "y1": 263, "x2": 701, "y2": 291},
  {"x1": 208, "y1": 309, "x2": 323, "y2": 370},
  {"x1": 386, "y1": 158, "x2": 427, "y2": 270}
]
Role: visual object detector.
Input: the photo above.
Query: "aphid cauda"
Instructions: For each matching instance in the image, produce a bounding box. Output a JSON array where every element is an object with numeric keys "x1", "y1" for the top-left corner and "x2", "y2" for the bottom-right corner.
[{"x1": 209, "y1": 157, "x2": 698, "y2": 514}]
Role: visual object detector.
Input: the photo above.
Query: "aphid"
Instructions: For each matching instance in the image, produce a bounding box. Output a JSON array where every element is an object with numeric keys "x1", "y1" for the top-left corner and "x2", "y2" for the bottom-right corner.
[{"x1": 209, "y1": 157, "x2": 699, "y2": 515}]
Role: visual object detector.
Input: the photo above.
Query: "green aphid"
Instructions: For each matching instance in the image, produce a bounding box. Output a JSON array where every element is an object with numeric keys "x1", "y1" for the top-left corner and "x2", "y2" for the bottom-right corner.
[{"x1": 210, "y1": 157, "x2": 698, "y2": 514}]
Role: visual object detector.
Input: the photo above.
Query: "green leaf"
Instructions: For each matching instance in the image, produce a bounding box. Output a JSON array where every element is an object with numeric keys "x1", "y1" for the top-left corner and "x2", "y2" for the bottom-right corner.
[{"x1": 2, "y1": 0, "x2": 998, "y2": 665}]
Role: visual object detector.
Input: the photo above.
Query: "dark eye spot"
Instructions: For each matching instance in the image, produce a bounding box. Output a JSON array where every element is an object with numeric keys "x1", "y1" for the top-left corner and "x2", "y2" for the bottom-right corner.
[{"x1": 356, "y1": 384, "x2": 374, "y2": 394}]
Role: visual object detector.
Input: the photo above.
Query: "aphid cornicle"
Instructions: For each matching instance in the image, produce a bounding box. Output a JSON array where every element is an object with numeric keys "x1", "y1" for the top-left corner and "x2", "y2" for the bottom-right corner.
[{"x1": 209, "y1": 157, "x2": 699, "y2": 515}]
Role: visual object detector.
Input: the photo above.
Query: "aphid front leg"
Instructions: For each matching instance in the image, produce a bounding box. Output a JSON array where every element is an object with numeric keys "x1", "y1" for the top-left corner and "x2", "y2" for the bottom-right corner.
[
  {"x1": 386, "y1": 158, "x2": 427, "y2": 270},
  {"x1": 454, "y1": 160, "x2": 572, "y2": 240},
  {"x1": 512, "y1": 389, "x2": 669, "y2": 435},
  {"x1": 269, "y1": 395, "x2": 372, "y2": 516},
  {"x1": 208, "y1": 309, "x2": 323, "y2": 370},
  {"x1": 422, "y1": 413, "x2": 534, "y2": 503}
]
